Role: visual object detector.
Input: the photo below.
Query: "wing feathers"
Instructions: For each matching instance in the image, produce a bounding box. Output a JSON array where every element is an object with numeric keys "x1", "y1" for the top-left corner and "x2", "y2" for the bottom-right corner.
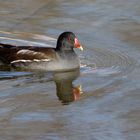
[
  {"x1": 17, "y1": 49, "x2": 47, "y2": 60},
  {"x1": 11, "y1": 58, "x2": 51, "y2": 68}
]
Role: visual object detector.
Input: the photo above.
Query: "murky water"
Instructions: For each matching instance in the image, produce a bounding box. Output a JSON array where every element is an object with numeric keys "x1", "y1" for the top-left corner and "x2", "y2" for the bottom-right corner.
[{"x1": 0, "y1": 0, "x2": 140, "y2": 140}]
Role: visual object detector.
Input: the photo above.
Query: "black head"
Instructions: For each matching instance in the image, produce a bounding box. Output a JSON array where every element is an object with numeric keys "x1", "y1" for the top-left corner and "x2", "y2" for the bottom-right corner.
[{"x1": 56, "y1": 32, "x2": 83, "y2": 52}]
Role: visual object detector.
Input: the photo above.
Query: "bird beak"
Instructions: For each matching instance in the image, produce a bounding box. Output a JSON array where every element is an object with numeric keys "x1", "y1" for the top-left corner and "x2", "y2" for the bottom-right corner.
[
  {"x1": 74, "y1": 38, "x2": 83, "y2": 51},
  {"x1": 73, "y1": 85, "x2": 83, "y2": 101}
]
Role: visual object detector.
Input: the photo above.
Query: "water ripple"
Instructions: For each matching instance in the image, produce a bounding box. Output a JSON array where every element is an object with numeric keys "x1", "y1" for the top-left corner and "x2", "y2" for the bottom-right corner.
[{"x1": 80, "y1": 47, "x2": 136, "y2": 77}]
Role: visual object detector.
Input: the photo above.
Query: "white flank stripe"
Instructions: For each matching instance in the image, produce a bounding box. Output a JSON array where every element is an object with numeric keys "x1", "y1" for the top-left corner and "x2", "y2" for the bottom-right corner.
[
  {"x1": 33, "y1": 59, "x2": 40, "y2": 62},
  {"x1": 11, "y1": 59, "x2": 50, "y2": 64},
  {"x1": 11, "y1": 59, "x2": 32, "y2": 63},
  {"x1": 33, "y1": 59, "x2": 50, "y2": 62}
]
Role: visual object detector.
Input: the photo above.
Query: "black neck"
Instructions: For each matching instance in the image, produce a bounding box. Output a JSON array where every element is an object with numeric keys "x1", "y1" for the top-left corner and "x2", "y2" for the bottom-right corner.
[{"x1": 56, "y1": 38, "x2": 74, "y2": 52}]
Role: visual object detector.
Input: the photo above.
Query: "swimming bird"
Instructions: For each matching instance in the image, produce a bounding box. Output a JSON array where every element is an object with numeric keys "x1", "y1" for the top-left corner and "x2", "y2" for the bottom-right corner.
[{"x1": 0, "y1": 32, "x2": 83, "y2": 71}]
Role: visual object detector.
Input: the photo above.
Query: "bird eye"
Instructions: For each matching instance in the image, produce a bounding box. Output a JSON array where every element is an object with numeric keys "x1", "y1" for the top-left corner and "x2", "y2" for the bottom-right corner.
[{"x1": 68, "y1": 35, "x2": 74, "y2": 42}]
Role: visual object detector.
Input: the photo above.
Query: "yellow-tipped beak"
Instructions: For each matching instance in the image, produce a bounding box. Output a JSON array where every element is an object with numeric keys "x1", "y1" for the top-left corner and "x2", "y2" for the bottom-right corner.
[{"x1": 79, "y1": 45, "x2": 83, "y2": 51}]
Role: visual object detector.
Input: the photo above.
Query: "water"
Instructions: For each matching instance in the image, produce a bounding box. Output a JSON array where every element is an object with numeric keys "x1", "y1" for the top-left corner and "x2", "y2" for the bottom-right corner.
[{"x1": 0, "y1": 0, "x2": 140, "y2": 140}]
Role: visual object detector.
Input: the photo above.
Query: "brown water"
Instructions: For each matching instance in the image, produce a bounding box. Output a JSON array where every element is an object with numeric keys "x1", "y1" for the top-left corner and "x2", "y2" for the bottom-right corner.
[{"x1": 0, "y1": 0, "x2": 140, "y2": 140}]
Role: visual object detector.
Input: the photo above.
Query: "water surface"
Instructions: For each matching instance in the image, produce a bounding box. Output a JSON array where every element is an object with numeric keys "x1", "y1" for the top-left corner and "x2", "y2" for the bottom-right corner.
[{"x1": 0, "y1": 0, "x2": 140, "y2": 140}]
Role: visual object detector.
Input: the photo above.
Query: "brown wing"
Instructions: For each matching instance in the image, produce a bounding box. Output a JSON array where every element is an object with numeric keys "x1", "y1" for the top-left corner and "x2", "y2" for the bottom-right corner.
[{"x1": 0, "y1": 43, "x2": 56, "y2": 64}]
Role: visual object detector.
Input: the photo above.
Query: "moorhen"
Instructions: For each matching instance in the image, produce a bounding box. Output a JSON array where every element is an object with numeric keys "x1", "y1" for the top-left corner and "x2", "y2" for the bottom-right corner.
[{"x1": 0, "y1": 32, "x2": 83, "y2": 71}]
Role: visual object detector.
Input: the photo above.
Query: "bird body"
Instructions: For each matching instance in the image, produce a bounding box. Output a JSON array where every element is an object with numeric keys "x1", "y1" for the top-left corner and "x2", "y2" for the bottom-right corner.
[{"x1": 0, "y1": 32, "x2": 83, "y2": 71}]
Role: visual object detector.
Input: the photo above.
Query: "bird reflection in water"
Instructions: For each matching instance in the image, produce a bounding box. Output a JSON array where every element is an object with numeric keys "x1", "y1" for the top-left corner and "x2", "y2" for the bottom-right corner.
[
  {"x1": 0, "y1": 66, "x2": 82, "y2": 104},
  {"x1": 53, "y1": 69, "x2": 82, "y2": 105}
]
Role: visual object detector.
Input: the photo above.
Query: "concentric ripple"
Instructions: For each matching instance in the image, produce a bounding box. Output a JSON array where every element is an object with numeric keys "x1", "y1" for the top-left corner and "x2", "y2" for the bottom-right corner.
[{"x1": 80, "y1": 47, "x2": 136, "y2": 77}]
